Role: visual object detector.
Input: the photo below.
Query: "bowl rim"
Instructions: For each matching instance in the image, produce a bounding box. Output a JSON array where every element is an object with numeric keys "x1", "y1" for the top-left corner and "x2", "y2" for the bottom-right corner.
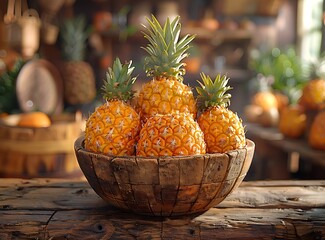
[{"x1": 74, "y1": 135, "x2": 255, "y2": 160}]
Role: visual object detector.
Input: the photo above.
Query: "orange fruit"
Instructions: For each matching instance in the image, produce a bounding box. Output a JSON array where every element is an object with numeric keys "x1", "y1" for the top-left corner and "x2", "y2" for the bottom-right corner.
[
  {"x1": 309, "y1": 111, "x2": 325, "y2": 150},
  {"x1": 17, "y1": 112, "x2": 51, "y2": 128},
  {"x1": 251, "y1": 91, "x2": 278, "y2": 111},
  {"x1": 274, "y1": 92, "x2": 289, "y2": 113},
  {"x1": 299, "y1": 79, "x2": 325, "y2": 110},
  {"x1": 278, "y1": 105, "x2": 306, "y2": 138}
]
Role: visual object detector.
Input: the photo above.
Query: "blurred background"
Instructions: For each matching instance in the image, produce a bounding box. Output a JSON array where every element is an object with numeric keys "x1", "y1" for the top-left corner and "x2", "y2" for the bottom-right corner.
[{"x1": 0, "y1": 0, "x2": 324, "y2": 180}]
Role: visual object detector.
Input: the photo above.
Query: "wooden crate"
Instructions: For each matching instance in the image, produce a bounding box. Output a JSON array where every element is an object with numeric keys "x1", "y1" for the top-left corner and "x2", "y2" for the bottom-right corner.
[{"x1": 0, "y1": 114, "x2": 84, "y2": 178}]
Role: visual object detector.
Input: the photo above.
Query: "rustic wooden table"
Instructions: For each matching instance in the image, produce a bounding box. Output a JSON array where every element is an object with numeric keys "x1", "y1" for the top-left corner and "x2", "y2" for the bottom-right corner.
[
  {"x1": 0, "y1": 178, "x2": 324, "y2": 239},
  {"x1": 245, "y1": 123, "x2": 325, "y2": 180}
]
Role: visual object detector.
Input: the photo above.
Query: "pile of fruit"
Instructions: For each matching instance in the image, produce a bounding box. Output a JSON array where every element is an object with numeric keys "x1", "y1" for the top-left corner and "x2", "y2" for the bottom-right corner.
[
  {"x1": 245, "y1": 64, "x2": 325, "y2": 150},
  {"x1": 281, "y1": 78, "x2": 325, "y2": 151},
  {"x1": 84, "y1": 15, "x2": 246, "y2": 157},
  {"x1": 298, "y1": 78, "x2": 325, "y2": 150}
]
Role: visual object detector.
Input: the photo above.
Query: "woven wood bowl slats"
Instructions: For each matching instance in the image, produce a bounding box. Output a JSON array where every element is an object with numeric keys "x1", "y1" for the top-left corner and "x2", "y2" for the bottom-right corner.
[{"x1": 75, "y1": 136, "x2": 255, "y2": 216}]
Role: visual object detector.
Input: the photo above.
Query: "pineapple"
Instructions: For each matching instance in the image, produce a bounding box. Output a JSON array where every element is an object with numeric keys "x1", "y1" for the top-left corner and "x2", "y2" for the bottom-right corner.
[
  {"x1": 137, "y1": 15, "x2": 197, "y2": 122},
  {"x1": 60, "y1": 16, "x2": 96, "y2": 105},
  {"x1": 136, "y1": 113, "x2": 206, "y2": 157},
  {"x1": 196, "y1": 73, "x2": 246, "y2": 153},
  {"x1": 85, "y1": 58, "x2": 140, "y2": 156}
]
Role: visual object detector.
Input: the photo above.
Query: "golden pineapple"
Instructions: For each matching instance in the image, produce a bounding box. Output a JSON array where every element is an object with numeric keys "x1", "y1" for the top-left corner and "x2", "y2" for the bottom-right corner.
[
  {"x1": 299, "y1": 79, "x2": 325, "y2": 110},
  {"x1": 136, "y1": 113, "x2": 206, "y2": 157},
  {"x1": 60, "y1": 16, "x2": 96, "y2": 105},
  {"x1": 196, "y1": 73, "x2": 246, "y2": 153},
  {"x1": 278, "y1": 105, "x2": 306, "y2": 138},
  {"x1": 85, "y1": 58, "x2": 140, "y2": 155},
  {"x1": 137, "y1": 15, "x2": 197, "y2": 121}
]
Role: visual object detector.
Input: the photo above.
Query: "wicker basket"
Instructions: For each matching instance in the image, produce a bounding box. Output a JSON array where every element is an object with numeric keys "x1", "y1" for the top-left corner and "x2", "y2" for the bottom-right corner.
[
  {"x1": 75, "y1": 136, "x2": 255, "y2": 216},
  {"x1": 0, "y1": 114, "x2": 84, "y2": 178}
]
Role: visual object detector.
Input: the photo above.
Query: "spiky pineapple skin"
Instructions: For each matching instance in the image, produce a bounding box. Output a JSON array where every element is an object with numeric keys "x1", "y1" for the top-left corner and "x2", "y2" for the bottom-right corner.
[
  {"x1": 198, "y1": 106, "x2": 245, "y2": 153},
  {"x1": 136, "y1": 113, "x2": 206, "y2": 157},
  {"x1": 85, "y1": 100, "x2": 140, "y2": 155},
  {"x1": 61, "y1": 61, "x2": 96, "y2": 105},
  {"x1": 137, "y1": 77, "x2": 197, "y2": 121}
]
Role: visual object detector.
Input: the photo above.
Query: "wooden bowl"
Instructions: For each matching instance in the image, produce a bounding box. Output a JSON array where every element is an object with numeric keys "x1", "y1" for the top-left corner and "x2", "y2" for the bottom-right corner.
[{"x1": 74, "y1": 136, "x2": 255, "y2": 216}]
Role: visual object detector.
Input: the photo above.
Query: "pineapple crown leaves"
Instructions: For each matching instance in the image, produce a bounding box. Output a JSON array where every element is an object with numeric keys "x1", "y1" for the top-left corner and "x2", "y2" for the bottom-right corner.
[
  {"x1": 141, "y1": 15, "x2": 195, "y2": 81},
  {"x1": 307, "y1": 53, "x2": 325, "y2": 80},
  {"x1": 196, "y1": 72, "x2": 232, "y2": 110},
  {"x1": 60, "y1": 15, "x2": 92, "y2": 61},
  {"x1": 102, "y1": 58, "x2": 137, "y2": 102}
]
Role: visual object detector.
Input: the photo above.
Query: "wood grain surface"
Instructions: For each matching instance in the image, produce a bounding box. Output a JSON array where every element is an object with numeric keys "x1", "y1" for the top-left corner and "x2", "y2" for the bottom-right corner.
[{"x1": 0, "y1": 178, "x2": 324, "y2": 239}]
